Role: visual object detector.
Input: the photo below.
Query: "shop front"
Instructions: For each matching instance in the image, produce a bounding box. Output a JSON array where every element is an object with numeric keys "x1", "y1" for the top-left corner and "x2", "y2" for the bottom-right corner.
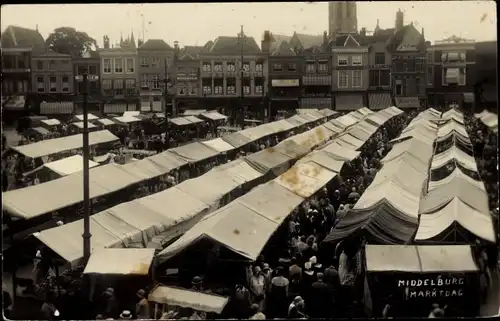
[
  {"x1": 103, "y1": 98, "x2": 139, "y2": 115},
  {"x1": 334, "y1": 93, "x2": 364, "y2": 112},
  {"x1": 394, "y1": 96, "x2": 421, "y2": 110}
]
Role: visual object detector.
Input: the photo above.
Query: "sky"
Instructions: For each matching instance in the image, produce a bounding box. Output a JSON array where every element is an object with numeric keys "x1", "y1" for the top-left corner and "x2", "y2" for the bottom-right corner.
[{"x1": 1, "y1": 1, "x2": 497, "y2": 48}]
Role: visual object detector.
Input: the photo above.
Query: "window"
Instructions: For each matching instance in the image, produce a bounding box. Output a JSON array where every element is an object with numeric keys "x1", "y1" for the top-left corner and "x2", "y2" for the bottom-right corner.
[
  {"x1": 255, "y1": 63, "x2": 263, "y2": 72},
  {"x1": 318, "y1": 62, "x2": 328, "y2": 73},
  {"x1": 151, "y1": 57, "x2": 160, "y2": 68},
  {"x1": 427, "y1": 52, "x2": 433, "y2": 62},
  {"x1": 395, "y1": 83, "x2": 403, "y2": 96},
  {"x1": 338, "y1": 71, "x2": 348, "y2": 88},
  {"x1": 352, "y1": 70, "x2": 362, "y2": 88},
  {"x1": 203, "y1": 85, "x2": 212, "y2": 94},
  {"x1": 227, "y1": 62, "x2": 236, "y2": 72},
  {"x1": 242, "y1": 62, "x2": 250, "y2": 72},
  {"x1": 103, "y1": 59, "x2": 112, "y2": 73},
  {"x1": 178, "y1": 86, "x2": 186, "y2": 95},
  {"x1": 427, "y1": 67, "x2": 433, "y2": 86},
  {"x1": 102, "y1": 79, "x2": 113, "y2": 91},
  {"x1": 189, "y1": 86, "x2": 197, "y2": 95},
  {"x1": 114, "y1": 79, "x2": 124, "y2": 95},
  {"x1": 380, "y1": 69, "x2": 391, "y2": 86},
  {"x1": 126, "y1": 58, "x2": 135, "y2": 73},
  {"x1": 415, "y1": 77, "x2": 421, "y2": 95},
  {"x1": 369, "y1": 70, "x2": 379, "y2": 87},
  {"x1": 459, "y1": 52, "x2": 466, "y2": 62},
  {"x1": 351, "y1": 55, "x2": 362, "y2": 66},
  {"x1": 306, "y1": 62, "x2": 315, "y2": 73},
  {"x1": 243, "y1": 79, "x2": 251, "y2": 94},
  {"x1": 126, "y1": 79, "x2": 135, "y2": 89},
  {"x1": 459, "y1": 68, "x2": 466, "y2": 86},
  {"x1": 337, "y1": 56, "x2": 348, "y2": 66},
  {"x1": 140, "y1": 57, "x2": 149, "y2": 67},
  {"x1": 214, "y1": 62, "x2": 223, "y2": 72},
  {"x1": 89, "y1": 65, "x2": 98, "y2": 76},
  {"x1": 141, "y1": 75, "x2": 149, "y2": 89},
  {"x1": 375, "y1": 53, "x2": 385, "y2": 65},
  {"x1": 114, "y1": 58, "x2": 123, "y2": 73},
  {"x1": 255, "y1": 85, "x2": 263, "y2": 94},
  {"x1": 49, "y1": 76, "x2": 57, "y2": 92},
  {"x1": 214, "y1": 78, "x2": 223, "y2": 94},
  {"x1": 152, "y1": 75, "x2": 160, "y2": 89},
  {"x1": 226, "y1": 86, "x2": 236, "y2": 94},
  {"x1": 49, "y1": 60, "x2": 56, "y2": 70},
  {"x1": 287, "y1": 63, "x2": 297, "y2": 71},
  {"x1": 36, "y1": 61, "x2": 44, "y2": 71},
  {"x1": 37, "y1": 76, "x2": 44, "y2": 93},
  {"x1": 255, "y1": 78, "x2": 264, "y2": 94},
  {"x1": 226, "y1": 78, "x2": 236, "y2": 94},
  {"x1": 272, "y1": 63, "x2": 282, "y2": 71},
  {"x1": 62, "y1": 76, "x2": 69, "y2": 92},
  {"x1": 202, "y1": 62, "x2": 211, "y2": 72}
]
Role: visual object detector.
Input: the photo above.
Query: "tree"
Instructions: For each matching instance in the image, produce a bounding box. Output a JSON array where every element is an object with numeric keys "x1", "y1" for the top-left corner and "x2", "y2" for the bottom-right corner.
[{"x1": 45, "y1": 27, "x2": 97, "y2": 57}]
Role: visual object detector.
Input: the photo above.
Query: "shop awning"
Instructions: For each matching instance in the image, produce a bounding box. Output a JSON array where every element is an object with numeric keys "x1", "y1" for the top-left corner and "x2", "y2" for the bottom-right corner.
[
  {"x1": 365, "y1": 245, "x2": 478, "y2": 273},
  {"x1": 3, "y1": 95, "x2": 26, "y2": 110},
  {"x1": 40, "y1": 101, "x2": 74, "y2": 114},
  {"x1": 31, "y1": 127, "x2": 51, "y2": 135},
  {"x1": 335, "y1": 94, "x2": 364, "y2": 111},
  {"x1": 200, "y1": 111, "x2": 228, "y2": 121},
  {"x1": 104, "y1": 104, "x2": 127, "y2": 114},
  {"x1": 40, "y1": 119, "x2": 61, "y2": 126},
  {"x1": 320, "y1": 141, "x2": 360, "y2": 161},
  {"x1": 245, "y1": 148, "x2": 292, "y2": 174},
  {"x1": 283, "y1": 125, "x2": 335, "y2": 150},
  {"x1": 83, "y1": 248, "x2": 155, "y2": 275},
  {"x1": 44, "y1": 155, "x2": 99, "y2": 176},
  {"x1": 74, "y1": 113, "x2": 99, "y2": 121},
  {"x1": 221, "y1": 132, "x2": 253, "y2": 148},
  {"x1": 169, "y1": 117, "x2": 192, "y2": 126},
  {"x1": 149, "y1": 286, "x2": 229, "y2": 314},
  {"x1": 368, "y1": 93, "x2": 392, "y2": 110},
  {"x1": 395, "y1": 97, "x2": 420, "y2": 109},
  {"x1": 297, "y1": 151, "x2": 346, "y2": 173},
  {"x1": 201, "y1": 138, "x2": 235, "y2": 153},
  {"x1": 184, "y1": 116, "x2": 204, "y2": 124},
  {"x1": 10, "y1": 130, "x2": 119, "y2": 159},
  {"x1": 72, "y1": 121, "x2": 98, "y2": 129},
  {"x1": 123, "y1": 111, "x2": 141, "y2": 117},
  {"x1": 183, "y1": 109, "x2": 207, "y2": 116},
  {"x1": 95, "y1": 118, "x2": 116, "y2": 126},
  {"x1": 430, "y1": 146, "x2": 478, "y2": 172}
]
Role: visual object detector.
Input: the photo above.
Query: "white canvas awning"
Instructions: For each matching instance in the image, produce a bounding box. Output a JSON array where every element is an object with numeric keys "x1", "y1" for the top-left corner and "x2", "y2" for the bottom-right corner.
[
  {"x1": 123, "y1": 111, "x2": 141, "y2": 117},
  {"x1": 184, "y1": 116, "x2": 205, "y2": 124},
  {"x1": 365, "y1": 245, "x2": 478, "y2": 273},
  {"x1": 114, "y1": 116, "x2": 142, "y2": 124},
  {"x1": 83, "y1": 248, "x2": 155, "y2": 275},
  {"x1": 149, "y1": 286, "x2": 229, "y2": 314},
  {"x1": 169, "y1": 117, "x2": 192, "y2": 126},
  {"x1": 44, "y1": 155, "x2": 99, "y2": 176},
  {"x1": 200, "y1": 112, "x2": 228, "y2": 121},
  {"x1": 72, "y1": 121, "x2": 98, "y2": 129},
  {"x1": 74, "y1": 113, "x2": 99, "y2": 121},
  {"x1": 169, "y1": 142, "x2": 219, "y2": 162},
  {"x1": 40, "y1": 119, "x2": 61, "y2": 126},
  {"x1": 95, "y1": 118, "x2": 115, "y2": 126},
  {"x1": 201, "y1": 138, "x2": 236, "y2": 153},
  {"x1": 10, "y1": 130, "x2": 119, "y2": 158},
  {"x1": 431, "y1": 146, "x2": 478, "y2": 172},
  {"x1": 183, "y1": 109, "x2": 207, "y2": 116}
]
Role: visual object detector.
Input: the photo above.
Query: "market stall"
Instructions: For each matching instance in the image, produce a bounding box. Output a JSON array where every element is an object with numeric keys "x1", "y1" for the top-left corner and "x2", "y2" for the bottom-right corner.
[{"x1": 363, "y1": 244, "x2": 481, "y2": 318}]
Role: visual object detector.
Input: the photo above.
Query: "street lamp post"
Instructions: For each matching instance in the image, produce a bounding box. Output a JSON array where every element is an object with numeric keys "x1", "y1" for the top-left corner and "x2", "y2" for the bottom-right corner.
[
  {"x1": 237, "y1": 25, "x2": 247, "y2": 128},
  {"x1": 75, "y1": 72, "x2": 99, "y2": 262},
  {"x1": 163, "y1": 58, "x2": 175, "y2": 135}
]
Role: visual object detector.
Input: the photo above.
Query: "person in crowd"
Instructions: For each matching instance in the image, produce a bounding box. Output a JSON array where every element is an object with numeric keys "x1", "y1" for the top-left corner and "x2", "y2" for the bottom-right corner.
[
  {"x1": 246, "y1": 265, "x2": 266, "y2": 310},
  {"x1": 40, "y1": 292, "x2": 58, "y2": 320},
  {"x1": 100, "y1": 287, "x2": 119, "y2": 319},
  {"x1": 119, "y1": 310, "x2": 132, "y2": 320},
  {"x1": 249, "y1": 303, "x2": 266, "y2": 319},
  {"x1": 267, "y1": 266, "x2": 289, "y2": 318},
  {"x1": 135, "y1": 289, "x2": 150, "y2": 319},
  {"x1": 289, "y1": 297, "x2": 307, "y2": 319},
  {"x1": 308, "y1": 272, "x2": 331, "y2": 318},
  {"x1": 288, "y1": 296, "x2": 305, "y2": 318},
  {"x1": 191, "y1": 276, "x2": 204, "y2": 292},
  {"x1": 233, "y1": 284, "x2": 251, "y2": 319}
]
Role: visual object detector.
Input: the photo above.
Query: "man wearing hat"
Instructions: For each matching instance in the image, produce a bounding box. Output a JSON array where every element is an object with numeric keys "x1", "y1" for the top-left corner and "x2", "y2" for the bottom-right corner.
[
  {"x1": 191, "y1": 276, "x2": 203, "y2": 292},
  {"x1": 119, "y1": 310, "x2": 132, "y2": 320},
  {"x1": 135, "y1": 289, "x2": 150, "y2": 319}
]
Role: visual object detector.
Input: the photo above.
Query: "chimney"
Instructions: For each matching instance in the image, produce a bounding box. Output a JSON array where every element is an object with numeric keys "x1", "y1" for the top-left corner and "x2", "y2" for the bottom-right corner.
[
  {"x1": 103, "y1": 35, "x2": 110, "y2": 49},
  {"x1": 395, "y1": 9, "x2": 404, "y2": 30},
  {"x1": 174, "y1": 40, "x2": 180, "y2": 61},
  {"x1": 360, "y1": 27, "x2": 366, "y2": 37},
  {"x1": 421, "y1": 28, "x2": 425, "y2": 38},
  {"x1": 261, "y1": 30, "x2": 271, "y2": 53},
  {"x1": 323, "y1": 31, "x2": 328, "y2": 46}
]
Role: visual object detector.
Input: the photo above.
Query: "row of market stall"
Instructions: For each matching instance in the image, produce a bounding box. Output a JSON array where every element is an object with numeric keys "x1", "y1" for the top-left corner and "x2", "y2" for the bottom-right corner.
[
  {"x1": 474, "y1": 110, "x2": 498, "y2": 134},
  {"x1": 156, "y1": 106, "x2": 404, "y2": 265},
  {"x1": 324, "y1": 108, "x2": 493, "y2": 317},
  {"x1": 32, "y1": 108, "x2": 366, "y2": 268},
  {"x1": 2, "y1": 109, "x2": 337, "y2": 222}
]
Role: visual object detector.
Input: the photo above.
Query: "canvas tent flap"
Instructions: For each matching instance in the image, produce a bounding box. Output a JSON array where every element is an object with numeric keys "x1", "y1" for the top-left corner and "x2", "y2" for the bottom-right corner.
[
  {"x1": 245, "y1": 149, "x2": 291, "y2": 174},
  {"x1": 72, "y1": 121, "x2": 98, "y2": 129},
  {"x1": 365, "y1": 245, "x2": 478, "y2": 273},
  {"x1": 41, "y1": 119, "x2": 61, "y2": 126},
  {"x1": 114, "y1": 116, "x2": 141, "y2": 124},
  {"x1": 169, "y1": 142, "x2": 218, "y2": 162},
  {"x1": 95, "y1": 118, "x2": 115, "y2": 126},
  {"x1": 271, "y1": 140, "x2": 310, "y2": 159},
  {"x1": 201, "y1": 111, "x2": 227, "y2": 121},
  {"x1": 123, "y1": 111, "x2": 140, "y2": 117},
  {"x1": 149, "y1": 286, "x2": 229, "y2": 314},
  {"x1": 210, "y1": 159, "x2": 263, "y2": 185},
  {"x1": 184, "y1": 116, "x2": 204, "y2": 124},
  {"x1": 183, "y1": 109, "x2": 207, "y2": 116},
  {"x1": 74, "y1": 114, "x2": 99, "y2": 121},
  {"x1": 175, "y1": 172, "x2": 242, "y2": 206},
  {"x1": 320, "y1": 141, "x2": 361, "y2": 161},
  {"x1": 83, "y1": 248, "x2": 155, "y2": 275},
  {"x1": 169, "y1": 117, "x2": 192, "y2": 126},
  {"x1": 297, "y1": 151, "x2": 345, "y2": 173},
  {"x1": 201, "y1": 138, "x2": 236, "y2": 153},
  {"x1": 221, "y1": 132, "x2": 253, "y2": 148}
]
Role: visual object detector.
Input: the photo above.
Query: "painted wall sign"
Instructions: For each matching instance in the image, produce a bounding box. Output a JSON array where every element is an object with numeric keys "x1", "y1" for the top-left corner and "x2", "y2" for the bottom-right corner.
[
  {"x1": 398, "y1": 276, "x2": 465, "y2": 298},
  {"x1": 271, "y1": 79, "x2": 300, "y2": 87}
]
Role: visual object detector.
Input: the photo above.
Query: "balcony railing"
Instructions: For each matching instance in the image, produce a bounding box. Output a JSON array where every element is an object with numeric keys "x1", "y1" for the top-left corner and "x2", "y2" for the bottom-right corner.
[{"x1": 2, "y1": 68, "x2": 31, "y2": 73}]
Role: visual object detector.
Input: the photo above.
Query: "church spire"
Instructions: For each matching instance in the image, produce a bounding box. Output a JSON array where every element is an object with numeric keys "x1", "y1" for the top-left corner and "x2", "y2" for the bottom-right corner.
[
  {"x1": 375, "y1": 19, "x2": 381, "y2": 34},
  {"x1": 120, "y1": 32, "x2": 124, "y2": 46},
  {"x1": 130, "y1": 30, "x2": 136, "y2": 48}
]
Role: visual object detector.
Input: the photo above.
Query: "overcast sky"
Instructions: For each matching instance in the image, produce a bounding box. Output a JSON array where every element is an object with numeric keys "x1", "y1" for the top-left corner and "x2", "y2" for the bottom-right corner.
[{"x1": 1, "y1": 1, "x2": 496, "y2": 48}]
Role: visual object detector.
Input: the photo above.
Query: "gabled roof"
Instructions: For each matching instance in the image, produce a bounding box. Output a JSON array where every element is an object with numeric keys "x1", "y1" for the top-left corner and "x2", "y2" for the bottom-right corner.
[
  {"x1": 344, "y1": 34, "x2": 360, "y2": 47},
  {"x1": 138, "y1": 39, "x2": 173, "y2": 50},
  {"x1": 334, "y1": 34, "x2": 362, "y2": 47},
  {"x1": 303, "y1": 45, "x2": 329, "y2": 54},
  {"x1": 36, "y1": 49, "x2": 71, "y2": 58},
  {"x1": 388, "y1": 25, "x2": 424, "y2": 52},
  {"x1": 269, "y1": 33, "x2": 293, "y2": 52},
  {"x1": 1, "y1": 25, "x2": 46, "y2": 52},
  {"x1": 203, "y1": 40, "x2": 214, "y2": 51},
  {"x1": 271, "y1": 41, "x2": 296, "y2": 56},
  {"x1": 396, "y1": 24, "x2": 423, "y2": 52},
  {"x1": 291, "y1": 32, "x2": 324, "y2": 50},
  {"x1": 208, "y1": 36, "x2": 261, "y2": 54}
]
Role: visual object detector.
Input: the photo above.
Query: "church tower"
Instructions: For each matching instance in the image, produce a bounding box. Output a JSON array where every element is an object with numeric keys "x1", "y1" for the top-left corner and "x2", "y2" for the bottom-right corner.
[{"x1": 328, "y1": 1, "x2": 358, "y2": 36}]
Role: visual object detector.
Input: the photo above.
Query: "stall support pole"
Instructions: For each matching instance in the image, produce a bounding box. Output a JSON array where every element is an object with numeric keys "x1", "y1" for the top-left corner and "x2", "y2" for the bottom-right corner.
[{"x1": 81, "y1": 73, "x2": 92, "y2": 262}]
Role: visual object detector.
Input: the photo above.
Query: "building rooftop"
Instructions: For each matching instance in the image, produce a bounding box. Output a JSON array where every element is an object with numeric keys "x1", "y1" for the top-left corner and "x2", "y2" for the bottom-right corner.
[
  {"x1": 139, "y1": 39, "x2": 173, "y2": 50},
  {"x1": 208, "y1": 36, "x2": 261, "y2": 54},
  {"x1": 1, "y1": 25, "x2": 46, "y2": 52}
]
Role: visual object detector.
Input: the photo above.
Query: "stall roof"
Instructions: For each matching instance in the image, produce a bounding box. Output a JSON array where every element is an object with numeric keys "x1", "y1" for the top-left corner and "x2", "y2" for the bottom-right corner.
[
  {"x1": 31, "y1": 127, "x2": 51, "y2": 135},
  {"x1": 271, "y1": 140, "x2": 310, "y2": 159},
  {"x1": 210, "y1": 158, "x2": 264, "y2": 185},
  {"x1": 169, "y1": 142, "x2": 219, "y2": 163},
  {"x1": 74, "y1": 113, "x2": 99, "y2": 121},
  {"x1": 148, "y1": 151, "x2": 189, "y2": 172},
  {"x1": 169, "y1": 117, "x2": 192, "y2": 126},
  {"x1": 95, "y1": 118, "x2": 116, "y2": 126},
  {"x1": 201, "y1": 138, "x2": 235, "y2": 153},
  {"x1": 221, "y1": 132, "x2": 253, "y2": 148},
  {"x1": 318, "y1": 109, "x2": 337, "y2": 117},
  {"x1": 415, "y1": 198, "x2": 496, "y2": 243},
  {"x1": 183, "y1": 109, "x2": 207, "y2": 116},
  {"x1": 83, "y1": 248, "x2": 155, "y2": 275},
  {"x1": 296, "y1": 150, "x2": 345, "y2": 173},
  {"x1": 320, "y1": 141, "x2": 361, "y2": 161},
  {"x1": 296, "y1": 108, "x2": 319, "y2": 114},
  {"x1": 428, "y1": 168, "x2": 486, "y2": 192},
  {"x1": 44, "y1": 155, "x2": 99, "y2": 176},
  {"x1": 245, "y1": 148, "x2": 292, "y2": 174},
  {"x1": 149, "y1": 285, "x2": 229, "y2": 314},
  {"x1": 72, "y1": 121, "x2": 98, "y2": 129},
  {"x1": 10, "y1": 130, "x2": 119, "y2": 158},
  {"x1": 430, "y1": 145, "x2": 478, "y2": 172},
  {"x1": 365, "y1": 245, "x2": 478, "y2": 273},
  {"x1": 40, "y1": 119, "x2": 61, "y2": 126},
  {"x1": 201, "y1": 111, "x2": 227, "y2": 121},
  {"x1": 184, "y1": 115, "x2": 205, "y2": 124},
  {"x1": 114, "y1": 116, "x2": 142, "y2": 124},
  {"x1": 283, "y1": 125, "x2": 335, "y2": 150},
  {"x1": 123, "y1": 111, "x2": 141, "y2": 117}
]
